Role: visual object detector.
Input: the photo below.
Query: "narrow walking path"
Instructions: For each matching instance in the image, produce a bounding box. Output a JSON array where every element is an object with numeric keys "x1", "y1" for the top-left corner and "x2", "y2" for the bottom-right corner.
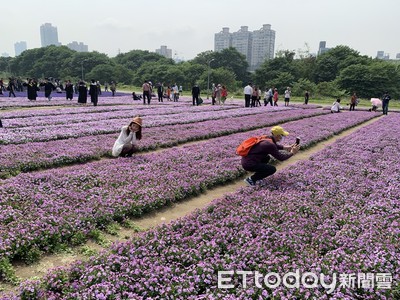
[{"x1": 0, "y1": 115, "x2": 382, "y2": 295}]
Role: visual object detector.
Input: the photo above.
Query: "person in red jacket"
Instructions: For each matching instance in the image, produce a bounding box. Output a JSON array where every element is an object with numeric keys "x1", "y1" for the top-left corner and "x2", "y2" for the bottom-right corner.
[{"x1": 242, "y1": 126, "x2": 299, "y2": 186}]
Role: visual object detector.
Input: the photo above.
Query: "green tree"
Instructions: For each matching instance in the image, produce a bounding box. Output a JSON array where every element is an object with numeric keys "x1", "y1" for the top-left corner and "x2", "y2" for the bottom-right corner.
[
  {"x1": 191, "y1": 48, "x2": 249, "y2": 85},
  {"x1": 291, "y1": 78, "x2": 317, "y2": 97},
  {"x1": 338, "y1": 61, "x2": 400, "y2": 98},
  {"x1": 313, "y1": 45, "x2": 361, "y2": 83},
  {"x1": 114, "y1": 50, "x2": 174, "y2": 71},
  {"x1": 316, "y1": 81, "x2": 346, "y2": 98},
  {"x1": 253, "y1": 50, "x2": 297, "y2": 89}
]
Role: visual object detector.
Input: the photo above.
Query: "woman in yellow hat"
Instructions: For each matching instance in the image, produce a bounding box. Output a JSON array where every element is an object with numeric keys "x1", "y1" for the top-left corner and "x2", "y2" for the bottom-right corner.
[{"x1": 112, "y1": 116, "x2": 142, "y2": 157}]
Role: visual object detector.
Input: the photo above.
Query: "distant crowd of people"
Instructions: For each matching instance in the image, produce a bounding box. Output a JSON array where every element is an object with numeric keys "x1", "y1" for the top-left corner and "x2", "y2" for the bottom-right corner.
[
  {"x1": 243, "y1": 83, "x2": 294, "y2": 108},
  {"x1": 0, "y1": 77, "x2": 120, "y2": 106}
]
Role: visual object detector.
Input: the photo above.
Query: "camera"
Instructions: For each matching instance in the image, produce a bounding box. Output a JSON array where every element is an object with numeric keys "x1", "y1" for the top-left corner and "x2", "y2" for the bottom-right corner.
[{"x1": 295, "y1": 137, "x2": 300, "y2": 145}]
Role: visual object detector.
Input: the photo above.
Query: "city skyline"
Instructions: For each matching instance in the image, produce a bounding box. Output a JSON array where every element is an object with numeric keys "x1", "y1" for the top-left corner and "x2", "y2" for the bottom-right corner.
[{"x1": 1, "y1": 0, "x2": 399, "y2": 60}]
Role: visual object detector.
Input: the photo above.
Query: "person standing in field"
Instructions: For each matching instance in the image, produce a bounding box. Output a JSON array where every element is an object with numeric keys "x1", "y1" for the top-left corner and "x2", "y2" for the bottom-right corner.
[
  {"x1": 382, "y1": 91, "x2": 391, "y2": 115},
  {"x1": 8, "y1": 78, "x2": 16, "y2": 97},
  {"x1": 78, "y1": 81, "x2": 88, "y2": 104},
  {"x1": 40, "y1": 78, "x2": 55, "y2": 101},
  {"x1": 350, "y1": 92, "x2": 357, "y2": 111},
  {"x1": 173, "y1": 84, "x2": 179, "y2": 102},
  {"x1": 243, "y1": 83, "x2": 253, "y2": 108},
  {"x1": 304, "y1": 90, "x2": 309, "y2": 104},
  {"x1": 89, "y1": 79, "x2": 99, "y2": 106},
  {"x1": 110, "y1": 81, "x2": 116, "y2": 96},
  {"x1": 284, "y1": 87, "x2": 291, "y2": 107},
  {"x1": 221, "y1": 85, "x2": 228, "y2": 105},
  {"x1": 192, "y1": 83, "x2": 200, "y2": 106},
  {"x1": 142, "y1": 80, "x2": 151, "y2": 105},
  {"x1": 251, "y1": 86, "x2": 258, "y2": 107},
  {"x1": 65, "y1": 80, "x2": 74, "y2": 101},
  {"x1": 166, "y1": 86, "x2": 171, "y2": 101},
  {"x1": 157, "y1": 83, "x2": 164, "y2": 102},
  {"x1": 112, "y1": 116, "x2": 142, "y2": 157},
  {"x1": 273, "y1": 88, "x2": 279, "y2": 106},
  {"x1": 23, "y1": 78, "x2": 39, "y2": 101}
]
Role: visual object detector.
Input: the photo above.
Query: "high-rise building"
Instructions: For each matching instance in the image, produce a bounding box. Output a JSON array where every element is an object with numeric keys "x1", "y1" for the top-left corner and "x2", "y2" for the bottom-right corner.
[
  {"x1": 250, "y1": 24, "x2": 275, "y2": 71},
  {"x1": 396, "y1": 53, "x2": 400, "y2": 60},
  {"x1": 214, "y1": 27, "x2": 231, "y2": 52},
  {"x1": 214, "y1": 24, "x2": 275, "y2": 71},
  {"x1": 376, "y1": 51, "x2": 390, "y2": 60},
  {"x1": 40, "y1": 23, "x2": 60, "y2": 47},
  {"x1": 376, "y1": 51, "x2": 385, "y2": 59},
  {"x1": 14, "y1": 41, "x2": 27, "y2": 56},
  {"x1": 67, "y1": 41, "x2": 88, "y2": 52},
  {"x1": 231, "y1": 26, "x2": 252, "y2": 66},
  {"x1": 318, "y1": 41, "x2": 330, "y2": 55},
  {"x1": 155, "y1": 45, "x2": 172, "y2": 59}
]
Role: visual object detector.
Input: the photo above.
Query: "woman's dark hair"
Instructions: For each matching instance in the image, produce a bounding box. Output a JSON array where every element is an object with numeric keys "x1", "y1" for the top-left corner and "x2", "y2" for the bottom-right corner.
[{"x1": 126, "y1": 122, "x2": 142, "y2": 140}]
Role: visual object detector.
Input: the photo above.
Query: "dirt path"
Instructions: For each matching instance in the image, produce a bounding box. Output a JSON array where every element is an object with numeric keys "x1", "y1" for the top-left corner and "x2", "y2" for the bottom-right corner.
[{"x1": 0, "y1": 116, "x2": 381, "y2": 295}]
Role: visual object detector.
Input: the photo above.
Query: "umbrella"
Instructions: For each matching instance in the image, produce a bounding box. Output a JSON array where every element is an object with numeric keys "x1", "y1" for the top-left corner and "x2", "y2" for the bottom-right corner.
[{"x1": 370, "y1": 98, "x2": 382, "y2": 107}]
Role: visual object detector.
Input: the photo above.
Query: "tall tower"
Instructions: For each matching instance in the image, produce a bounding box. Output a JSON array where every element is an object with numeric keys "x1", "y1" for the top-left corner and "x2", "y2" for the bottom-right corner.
[
  {"x1": 214, "y1": 25, "x2": 276, "y2": 71},
  {"x1": 155, "y1": 45, "x2": 172, "y2": 59},
  {"x1": 214, "y1": 27, "x2": 231, "y2": 52},
  {"x1": 14, "y1": 41, "x2": 27, "y2": 56},
  {"x1": 40, "y1": 23, "x2": 60, "y2": 47},
  {"x1": 250, "y1": 24, "x2": 275, "y2": 71},
  {"x1": 231, "y1": 26, "x2": 252, "y2": 65}
]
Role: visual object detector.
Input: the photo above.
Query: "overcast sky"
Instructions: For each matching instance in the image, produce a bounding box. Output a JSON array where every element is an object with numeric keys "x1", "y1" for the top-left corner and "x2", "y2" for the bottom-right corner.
[{"x1": 1, "y1": 0, "x2": 399, "y2": 60}]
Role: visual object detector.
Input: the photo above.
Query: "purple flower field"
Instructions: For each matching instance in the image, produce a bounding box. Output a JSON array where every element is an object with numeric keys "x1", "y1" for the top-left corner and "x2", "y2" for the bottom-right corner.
[
  {"x1": 0, "y1": 104, "x2": 295, "y2": 145},
  {"x1": 0, "y1": 111, "x2": 379, "y2": 267},
  {"x1": 0, "y1": 96, "x2": 398, "y2": 299},
  {"x1": 5, "y1": 111, "x2": 399, "y2": 299},
  {"x1": 0, "y1": 108, "x2": 327, "y2": 178}
]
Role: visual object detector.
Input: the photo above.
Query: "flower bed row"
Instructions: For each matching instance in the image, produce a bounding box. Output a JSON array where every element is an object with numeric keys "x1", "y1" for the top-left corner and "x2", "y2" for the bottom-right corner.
[
  {"x1": 0, "y1": 105, "x2": 293, "y2": 145},
  {"x1": 1, "y1": 103, "x2": 240, "y2": 128},
  {"x1": 0, "y1": 109, "x2": 328, "y2": 178},
  {"x1": 0, "y1": 111, "x2": 378, "y2": 269},
  {"x1": 10, "y1": 113, "x2": 399, "y2": 299},
  {"x1": 0, "y1": 94, "x2": 223, "y2": 109},
  {"x1": 0, "y1": 94, "x2": 179, "y2": 109}
]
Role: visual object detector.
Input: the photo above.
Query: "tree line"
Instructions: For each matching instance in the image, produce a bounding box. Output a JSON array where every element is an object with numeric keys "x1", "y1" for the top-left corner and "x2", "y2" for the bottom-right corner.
[{"x1": 0, "y1": 45, "x2": 399, "y2": 98}]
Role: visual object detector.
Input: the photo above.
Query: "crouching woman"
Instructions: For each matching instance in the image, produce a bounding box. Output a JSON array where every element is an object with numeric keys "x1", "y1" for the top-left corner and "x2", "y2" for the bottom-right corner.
[{"x1": 112, "y1": 116, "x2": 142, "y2": 157}]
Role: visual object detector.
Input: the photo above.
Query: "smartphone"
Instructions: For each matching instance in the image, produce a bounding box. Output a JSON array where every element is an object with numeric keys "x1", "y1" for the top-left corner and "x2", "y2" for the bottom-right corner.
[{"x1": 295, "y1": 137, "x2": 300, "y2": 145}]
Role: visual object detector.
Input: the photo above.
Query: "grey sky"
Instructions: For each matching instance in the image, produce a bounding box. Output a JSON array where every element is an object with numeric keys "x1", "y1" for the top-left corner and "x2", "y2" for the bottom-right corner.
[{"x1": 1, "y1": 0, "x2": 399, "y2": 60}]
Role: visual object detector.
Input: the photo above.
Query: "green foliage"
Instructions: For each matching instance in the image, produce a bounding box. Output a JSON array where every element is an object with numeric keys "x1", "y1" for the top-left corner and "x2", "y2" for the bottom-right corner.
[
  {"x1": 316, "y1": 81, "x2": 346, "y2": 98},
  {"x1": 79, "y1": 245, "x2": 98, "y2": 257},
  {"x1": 338, "y1": 61, "x2": 400, "y2": 98},
  {"x1": 88, "y1": 229, "x2": 110, "y2": 247},
  {"x1": 121, "y1": 220, "x2": 142, "y2": 232},
  {"x1": 205, "y1": 68, "x2": 241, "y2": 92},
  {"x1": 105, "y1": 223, "x2": 120, "y2": 236},
  {"x1": 0, "y1": 257, "x2": 19, "y2": 284},
  {"x1": 313, "y1": 45, "x2": 362, "y2": 83},
  {"x1": 291, "y1": 78, "x2": 317, "y2": 97},
  {"x1": 268, "y1": 72, "x2": 295, "y2": 93},
  {"x1": 114, "y1": 50, "x2": 174, "y2": 71}
]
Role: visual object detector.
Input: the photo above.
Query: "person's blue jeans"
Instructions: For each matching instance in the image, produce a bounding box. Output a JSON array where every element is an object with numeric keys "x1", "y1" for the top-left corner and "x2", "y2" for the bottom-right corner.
[{"x1": 382, "y1": 100, "x2": 389, "y2": 115}]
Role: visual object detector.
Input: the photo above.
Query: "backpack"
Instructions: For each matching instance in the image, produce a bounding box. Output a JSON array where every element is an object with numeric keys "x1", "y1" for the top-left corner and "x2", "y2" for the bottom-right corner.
[{"x1": 236, "y1": 135, "x2": 272, "y2": 156}]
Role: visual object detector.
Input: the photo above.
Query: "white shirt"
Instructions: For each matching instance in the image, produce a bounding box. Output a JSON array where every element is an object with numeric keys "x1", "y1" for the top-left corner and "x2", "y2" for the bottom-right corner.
[
  {"x1": 244, "y1": 85, "x2": 253, "y2": 95},
  {"x1": 112, "y1": 125, "x2": 137, "y2": 157},
  {"x1": 331, "y1": 101, "x2": 341, "y2": 112},
  {"x1": 284, "y1": 90, "x2": 291, "y2": 98}
]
